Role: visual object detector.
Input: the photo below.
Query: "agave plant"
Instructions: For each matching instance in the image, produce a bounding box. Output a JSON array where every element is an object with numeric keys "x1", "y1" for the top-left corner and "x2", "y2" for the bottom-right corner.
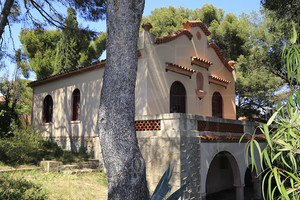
[{"x1": 150, "y1": 164, "x2": 189, "y2": 200}]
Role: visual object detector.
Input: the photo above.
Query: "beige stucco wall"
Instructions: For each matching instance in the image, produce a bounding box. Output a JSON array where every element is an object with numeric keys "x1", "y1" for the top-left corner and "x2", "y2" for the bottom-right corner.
[
  {"x1": 32, "y1": 68, "x2": 104, "y2": 158},
  {"x1": 33, "y1": 69, "x2": 103, "y2": 138},
  {"x1": 139, "y1": 26, "x2": 236, "y2": 119}
]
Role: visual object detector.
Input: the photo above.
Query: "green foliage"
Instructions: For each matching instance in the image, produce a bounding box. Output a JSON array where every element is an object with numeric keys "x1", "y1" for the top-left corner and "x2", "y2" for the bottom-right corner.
[
  {"x1": 54, "y1": 7, "x2": 90, "y2": 73},
  {"x1": 209, "y1": 13, "x2": 250, "y2": 61},
  {"x1": 0, "y1": 176, "x2": 47, "y2": 200},
  {"x1": 20, "y1": 28, "x2": 60, "y2": 79},
  {"x1": 0, "y1": 126, "x2": 90, "y2": 166},
  {"x1": 243, "y1": 27, "x2": 300, "y2": 200},
  {"x1": 0, "y1": 126, "x2": 45, "y2": 165},
  {"x1": 0, "y1": 104, "x2": 16, "y2": 136},
  {"x1": 261, "y1": 0, "x2": 300, "y2": 26},
  {"x1": 252, "y1": 6, "x2": 298, "y2": 87},
  {"x1": 235, "y1": 54, "x2": 283, "y2": 121},
  {"x1": 150, "y1": 165, "x2": 189, "y2": 200},
  {"x1": 68, "y1": 0, "x2": 106, "y2": 21},
  {"x1": 0, "y1": 77, "x2": 32, "y2": 135},
  {"x1": 282, "y1": 26, "x2": 300, "y2": 87},
  {"x1": 79, "y1": 31, "x2": 106, "y2": 66},
  {"x1": 193, "y1": 4, "x2": 224, "y2": 27},
  {"x1": 141, "y1": 5, "x2": 224, "y2": 37},
  {"x1": 19, "y1": 8, "x2": 106, "y2": 78}
]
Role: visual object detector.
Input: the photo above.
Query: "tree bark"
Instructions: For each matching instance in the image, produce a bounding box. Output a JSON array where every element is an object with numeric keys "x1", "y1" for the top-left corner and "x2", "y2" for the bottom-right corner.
[
  {"x1": 0, "y1": 0, "x2": 15, "y2": 44},
  {"x1": 98, "y1": 0, "x2": 148, "y2": 199}
]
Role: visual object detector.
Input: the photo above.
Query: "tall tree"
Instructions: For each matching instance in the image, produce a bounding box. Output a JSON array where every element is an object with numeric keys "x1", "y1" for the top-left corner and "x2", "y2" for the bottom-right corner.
[
  {"x1": 0, "y1": 0, "x2": 106, "y2": 51},
  {"x1": 209, "y1": 13, "x2": 250, "y2": 61},
  {"x1": 19, "y1": 28, "x2": 60, "y2": 79},
  {"x1": 256, "y1": 2, "x2": 300, "y2": 87},
  {"x1": 54, "y1": 7, "x2": 90, "y2": 73},
  {"x1": 19, "y1": 27, "x2": 106, "y2": 79},
  {"x1": 0, "y1": 63, "x2": 32, "y2": 136},
  {"x1": 98, "y1": 0, "x2": 148, "y2": 199},
  {"x1": 261, "y1": 0, "x2": 300, "y2": 26}
]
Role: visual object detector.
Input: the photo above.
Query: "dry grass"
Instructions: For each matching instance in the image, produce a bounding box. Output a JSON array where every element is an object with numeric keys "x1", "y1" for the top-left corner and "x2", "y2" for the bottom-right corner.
[{"x1": 0, "y1": 169, "x2": 108, "y2": 200}]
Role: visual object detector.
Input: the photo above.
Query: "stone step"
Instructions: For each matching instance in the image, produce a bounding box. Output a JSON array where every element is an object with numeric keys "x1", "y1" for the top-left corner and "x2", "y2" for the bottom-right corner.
[{"x1": 62, "y1": 169, "x2": 99, "y2": 174}]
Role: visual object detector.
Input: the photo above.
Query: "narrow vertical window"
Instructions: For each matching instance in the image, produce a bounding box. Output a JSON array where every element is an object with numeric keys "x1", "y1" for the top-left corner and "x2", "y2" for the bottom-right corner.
[
  {"x1": 212, "y1": 92, "x2": 223, "y2": 118},
  {"x1": 71, "y1": 89, "x2": 80, "y2": 121},
  {"x1": 43, "y1": 95, "x2": 53, "y2": 123},
  {"x1": 170, "y1": 81, "x2": 186, "y2": 113}
]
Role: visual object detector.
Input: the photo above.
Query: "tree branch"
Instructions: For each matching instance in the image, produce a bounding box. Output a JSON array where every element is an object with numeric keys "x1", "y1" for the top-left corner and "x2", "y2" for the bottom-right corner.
[
  {"x1": 0, "y1": 0, "x2": 15, "y2": 50},
  {"x1": 28, "y1": 0, "x2": 64, "y2": 28}
]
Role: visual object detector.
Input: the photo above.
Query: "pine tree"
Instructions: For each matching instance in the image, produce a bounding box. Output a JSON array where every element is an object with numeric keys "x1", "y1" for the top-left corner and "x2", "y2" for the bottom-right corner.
[{"x1": 54, "y1": 7, "x2": 90, "y2": 73}]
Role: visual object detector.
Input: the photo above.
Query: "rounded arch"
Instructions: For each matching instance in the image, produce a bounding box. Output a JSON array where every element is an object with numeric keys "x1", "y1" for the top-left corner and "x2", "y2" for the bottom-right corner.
[
  {"x1": 170, "y1": 81, "x2": 186, "y2": 113},
  {"x1": 196, "y1": 72, "x2": 204, "y2": 90},
  {"x1": 212, "y1": 91, "x2": 223, "y2": 118},
  {"x1": 71, "y1": 88, "x2": 80, "y2": 121},
  {"x1": 43, "y1": 95, "x2": 53, "y2": 123},
  {"x1": 206, "y1": 151, "x2": 241, "y2": 197}
]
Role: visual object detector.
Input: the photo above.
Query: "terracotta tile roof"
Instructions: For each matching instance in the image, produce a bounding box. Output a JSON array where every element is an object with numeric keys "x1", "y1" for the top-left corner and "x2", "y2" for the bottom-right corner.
[
  {"x1": 191, "y1": 56, "x2": 213, "y2": 69},
  {"x1": 182, "y1": 21, "x2": 211, "y2": 36},
  {"x1": 208, "y1": 42, "x2": 234, "y2": 72},
  {"x1": 155, "y1": 29, "x2": 193, "y2": 44},
  {"x1": 166, "y1": 62, "x2": 196, "y2": 77},
  {"x1": 209, "y1": 75, "x2": 231, "y2": 87},
  {"x1": 28, "y1": 60, "x2": 106, "y2": 88},
  {"x1": 200, "y1": 135, "x2": 266, "y2": 142}
]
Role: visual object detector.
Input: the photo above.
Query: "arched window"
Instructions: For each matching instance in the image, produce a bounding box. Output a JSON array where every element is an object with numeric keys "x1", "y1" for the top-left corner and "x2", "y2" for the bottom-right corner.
[
  {"x1": 196, "y1": 72, "x2": 204, "y2": 90},
  {"x1": 212, "y1": 92, "x2": 223, "y2": 118},
  {"x1": 71, "y1": 89, "x2": 80, "y2": 121},
  {"x1": 170, "y1": 81, "x2": 186, "y2": 113},
  {"x1": 43, "y1": 95, "x2": 53, "y2": 123}
]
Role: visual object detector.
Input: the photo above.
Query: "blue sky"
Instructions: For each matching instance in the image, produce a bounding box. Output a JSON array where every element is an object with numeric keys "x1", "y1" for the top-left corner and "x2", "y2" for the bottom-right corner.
[
  {"x1": 1, "y1": 0, "x2": 262, "y2": 80},
  {"x1": 144, "y1": 0, "x2": 261, "y2": 16}
]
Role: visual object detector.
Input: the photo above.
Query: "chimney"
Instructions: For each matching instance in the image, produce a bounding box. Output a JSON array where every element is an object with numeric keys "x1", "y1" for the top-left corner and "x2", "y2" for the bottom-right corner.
[
  {"x1": 142, "y1": 22, "x2": 152, "y2": 32},
  {"x1": 182, "y1": 21, "x2": 192, "y2": 30},
  {"x1": 228, "y1": 60, "x2": 236, "y2": 67}
]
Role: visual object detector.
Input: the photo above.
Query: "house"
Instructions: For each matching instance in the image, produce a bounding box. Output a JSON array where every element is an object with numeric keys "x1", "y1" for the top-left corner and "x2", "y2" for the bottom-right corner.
[{"x1": 28, "y1": 21, "x2": 263, "y2": 200}]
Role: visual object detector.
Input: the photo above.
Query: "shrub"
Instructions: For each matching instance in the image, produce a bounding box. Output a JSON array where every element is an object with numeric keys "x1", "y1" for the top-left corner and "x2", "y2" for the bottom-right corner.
[
  {"x1": 0, "y1": 176, "x2": 47, "y2": 200},
  {"x1": 0, "y1": 126, "x2": 44, "y2": 165},
  {"x1": 0, "y1": 126, "x2": 91, "y2": 166}
]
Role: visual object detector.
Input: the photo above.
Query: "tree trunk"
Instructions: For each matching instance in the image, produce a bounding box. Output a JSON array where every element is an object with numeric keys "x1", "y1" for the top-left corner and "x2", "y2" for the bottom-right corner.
[
  {"x1": 0, "y1": 0, "x2": 15, "y2": 44},
  {"x1": 98, "y1": 0, "x2": 148, "y2": 199}
]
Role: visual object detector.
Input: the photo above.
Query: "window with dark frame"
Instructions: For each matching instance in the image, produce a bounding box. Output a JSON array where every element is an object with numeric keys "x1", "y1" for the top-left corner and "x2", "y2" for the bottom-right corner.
[
  {"x1": 71, "y1": 89, "x2": 80, "y2": 121},
  {"x1": 43, "y1": 95, "x2": 53, "y2": 123},
  {"x1": 212, "y1": 92, "x2": 223, "y2": 118},
  {"x1": 170, "y1": 81, "x2": 186, "y2": 113}
]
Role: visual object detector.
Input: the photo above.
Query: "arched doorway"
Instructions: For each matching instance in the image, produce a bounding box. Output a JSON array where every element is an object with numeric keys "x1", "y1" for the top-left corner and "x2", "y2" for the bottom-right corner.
[
  {"x1": 206, "y1": 151, "x2": 243, "y2": 200},
  {"x1": 170, "y1": 81, "x2": 186, "y2": 113}
]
